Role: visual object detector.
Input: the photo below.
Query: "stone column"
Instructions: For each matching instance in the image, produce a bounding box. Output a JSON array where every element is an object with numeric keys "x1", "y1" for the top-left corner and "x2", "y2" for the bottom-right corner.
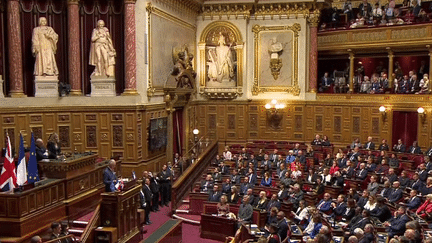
[
  {"x1": 123, "y1": 0, "x2": 138, "y2": 95},
  {"x1": 348, "y1": 50, "x2": 355, "y2": 93},
  {"x1": 7, "y1": 0, "x2": 25, "y2": 97},
  {"x1": 68, "y1": 0, "x2": 82, "y2": 95},
  {"x1": 308, "y1": 11, "x2": 320, "y2": 93},
  {"x1": 429, "y1": 48, "x2": 432, "y2": 93},
  {"x1": 387, "y1": 48, "x2": 394, "y2": 89}
]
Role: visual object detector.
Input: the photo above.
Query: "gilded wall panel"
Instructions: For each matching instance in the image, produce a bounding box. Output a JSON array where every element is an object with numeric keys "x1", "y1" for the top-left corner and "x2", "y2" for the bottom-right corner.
[
  {"x1": 86, "y1": 126, "x2": 97, "y2": 148},
  {"x1": 316, "y1": 115, "x2": 323, "y2": 132},
  {"x1": 352, "y1": 117, "x2": 360, "y2": 134}
]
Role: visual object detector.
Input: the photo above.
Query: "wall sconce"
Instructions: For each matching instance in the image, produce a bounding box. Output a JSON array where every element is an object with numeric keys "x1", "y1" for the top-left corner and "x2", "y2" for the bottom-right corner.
[
  {"x1": 379, "y1": 106, "x2": 386, "y2": 121},
  {"x1": 265, "y1": 99, "x2": 285, "y2": 129},
  {"x1": 418, "y1": 107, "x2": 426, "y2": 124}
]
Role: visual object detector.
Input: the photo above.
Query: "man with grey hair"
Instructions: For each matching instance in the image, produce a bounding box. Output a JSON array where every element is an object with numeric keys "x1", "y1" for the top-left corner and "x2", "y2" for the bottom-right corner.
[
  {"x1": 347, "y1": 236, "x2": 358, "y2": 243},
  {"x1": 238, "y1": 195, "x2": 253, "y2": 225},
  {"x1": 30, "y1": 236, "x2": 42, "y2": 243},
  {"x1": 103, "y1": 159, "x2": 117, "y2": 192},
  {"x1": 35, "y1": 138, "x2": 49, "y2": 162}
]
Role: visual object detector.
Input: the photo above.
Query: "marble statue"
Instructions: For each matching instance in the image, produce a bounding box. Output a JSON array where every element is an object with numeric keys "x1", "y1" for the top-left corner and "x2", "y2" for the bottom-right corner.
[
  {"x1": 89, "y1": 20, "x2": 116, "y2": 77},
  {"x1": 207, "y1": 33, "x2": 234, "y2": 83},
  {"x1": 269, "y1": 37, "x2": 283, "y2": 59},
  {"x1": 32, "y1": 17, "x2": 59, "y2": 76}
]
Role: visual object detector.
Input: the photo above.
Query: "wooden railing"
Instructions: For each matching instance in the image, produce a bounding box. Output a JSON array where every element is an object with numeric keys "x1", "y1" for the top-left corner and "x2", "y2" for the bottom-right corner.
[
  {"x1": 80, "y1": 205, "x2": 100, "y2": 243},
  {"x1": 171, "y1": 140, "x2": 218, "y2": 211}
]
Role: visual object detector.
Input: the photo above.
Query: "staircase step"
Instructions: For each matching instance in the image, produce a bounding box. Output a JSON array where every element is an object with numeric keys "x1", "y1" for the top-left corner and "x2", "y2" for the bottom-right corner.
[
  {"x1": 69, "y1": 229, "x2": 85, "y2": 234},
  {"x1": 71, "y1": 220, "x2": 89, "y2": 228},
  {"x1": 175, "y1": 209, "x2": 189, "y2": 214}
]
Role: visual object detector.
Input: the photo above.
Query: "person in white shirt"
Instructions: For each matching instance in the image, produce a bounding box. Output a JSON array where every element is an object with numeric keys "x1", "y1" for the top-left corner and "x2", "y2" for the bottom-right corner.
[
  {"x1": 364, "y1": 195, "x2": 377, "y2": 211},
  {"x1": 223, "y1": 146, "x2": 232, "y2": 160}
]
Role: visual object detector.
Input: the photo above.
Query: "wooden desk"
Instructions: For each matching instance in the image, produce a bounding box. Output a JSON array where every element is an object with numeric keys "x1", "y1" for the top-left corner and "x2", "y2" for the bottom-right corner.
[
  {"x1": 200, "y1": 214, "x2": 236, "y2": 242},
  {"x1": 189, "y1": 192, "x2": 209, "y2": 214},
  {"x1": 100, "y1": 184, "x2": 141, "y2": 243},
  {"x1": 38, "y1": 153, "x2": 98, "y2": 179},
  {"x1": 202, "y1": 202, "x2": 267, "y2": 228}
]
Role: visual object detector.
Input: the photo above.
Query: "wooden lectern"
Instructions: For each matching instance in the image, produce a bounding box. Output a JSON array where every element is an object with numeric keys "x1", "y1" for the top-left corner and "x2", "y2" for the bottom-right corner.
[{"x1": 100, "y1": 184, "x2": 141, "y2": 243}]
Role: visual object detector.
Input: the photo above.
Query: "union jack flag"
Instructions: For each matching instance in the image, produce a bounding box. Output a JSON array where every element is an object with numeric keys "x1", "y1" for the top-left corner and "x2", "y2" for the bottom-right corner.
[{"x1": 0, "y1": 136, "x2": 17, "y2": 192}]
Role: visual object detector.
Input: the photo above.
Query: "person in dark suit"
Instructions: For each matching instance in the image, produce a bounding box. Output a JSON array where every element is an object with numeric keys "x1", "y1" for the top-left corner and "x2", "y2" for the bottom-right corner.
[
  {"x1": 288, "y1": 184, "x2": 304, "y2": 208},
  {"x1": 229, "y1": 186, "x2": 240, "y2": 204},
  {"x1": 410, "y1": 173, "x2": 425, "y2": 192},
  {"x1": 358, "y1": 0, "x2": 372, "y2": 17},
  {"x1": 201, "y1": 174, "x2": 214, "y2": 193},
  {"x1": 385, "y1": 168, "x2": 398, "y2": 184},
  {"x1": 35, "y1": 138, "x2": 49, "y2": 162},
  {"x1": 222, "y1": 178, "x2": 232, "y2": 195},
  {"x1": 311, "y1": 134, "x2": 322, "y2": 145},
  {"x1": 370, "y1": 196, "x2": 392, "y2": 222},
  {"x1": 403, "y1": 189, "x2": 422, "y2": 211},
  {"x1": 50, "y1": 222, "x2": 62, "y2": 243},
  {"x1": 208, "y1": 184, "x2": 222, "y2": 202},
  {"x1": 417, "y1": 163, "x2": 428, "y2": 182},
  {"x1": 378, "y1": 139, "x2": 389, "y2": 151},
  {"x1": 276, "y1": 212, "x2": 289, "y2": 241},
  {"x1": 148, "y1": 172, "x2": 160, "y2": 212},
  {"x1": 408, "y1": 141, "x2": 422, "y2": 154},
  {"x1": 383, "y1": 206, "x2": 410, "y2": 238},
  {"x1": 331, "y1": 171, "x2": 345, "y2": 187},
  {"x1": 393, "y1": 139, "x2": 406, "y2": 153},
  {"x1": 425, "y1": 147, "x2": 432, "y2": 157},
  {"x1": 219, "y1": 162, "x2": 230, "y2": 175},
  {"x1": 103, "y1": 159, "x2": 118, "y2": 192},
  {"x1": 143, "y1": 178, "x2": 153, "y2": 225},
  {"x1": 356, "y1": 163, "x2": 368, "y2": 180},
  {"x1": 244, "y1": 188, "x2": 255, "y2": 205},
  {"x1": 357, "y1": 190, "x2": 370, "y2": 209},
  {"x1": 364, "y1": 136, "x2": 375, "y2": 150},
  {"x1": 316, "y1": 193, "x2": 332, "y2": 215},
  {"x1": 240, "y1": 177, "x2": 250, "y2": 195},
  {"x1": 158, "y1": 164, "x2": 172, "y2": 207},
  {"x1": 247, "y1": 168, "x2": 257, "y2": 187},
  {"x1": 347, "y1": 210, "x2": 372, "y2": 235},
  {"x1": 269, "y1": 149, "x2": 278, "y2": 163},
  {"x1": 47, "y1": 133, "x2": 61, "y2": 159},
  {"x1": 60, "y1": 222, "x2": 73, "y2": 243},
  {"x1": 332, "y1": 194, "x2": 347, "y2": 219},
  {"x1": 267, "y1": 194, "x2": 281, "y2": 211},
  {"x1": 230, "y1": 169, "x2": 241, "y2": 185},
  {"x1": 254, "y1": 191, "x2": 268, "y2": 211},
  {"x1": 388, "y1": 181, "x2": 403, "y2": 203},
  {"x1": 378, "y1": 181, "x2": 392, "y2": 199},
  {"x1": 342, "y1": 199, "x2": 357, "y2": 222}
]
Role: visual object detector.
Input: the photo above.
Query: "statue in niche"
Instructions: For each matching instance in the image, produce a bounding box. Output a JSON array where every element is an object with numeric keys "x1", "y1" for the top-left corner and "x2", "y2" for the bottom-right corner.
[
  {"x1": 89, "y1": 20, "x2": 116, "y2": 77},
  {"x1": 207, "y1": 33, "x2": 235, "y2": 84},
  {"x1": 268, "y1": 37, "x2": 284, "y2": 80},
  {"x1": 170, "y1": 45, "x2": 196, "y2": 89},
  {"x1": 32, "y1": 17, "x2": 59, "y2": 76}
]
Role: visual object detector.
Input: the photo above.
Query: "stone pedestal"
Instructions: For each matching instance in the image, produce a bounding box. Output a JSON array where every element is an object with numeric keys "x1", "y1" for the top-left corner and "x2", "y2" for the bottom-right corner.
[
  {"x1": 0, "y1": 76, "x2": 4, "y2": 98},
  {"x1": 34, "y1": 76, "x2": 59, "y2": 97},
  {"x1": 91, "y1": 75, "x2": 116, "y2": 97}
]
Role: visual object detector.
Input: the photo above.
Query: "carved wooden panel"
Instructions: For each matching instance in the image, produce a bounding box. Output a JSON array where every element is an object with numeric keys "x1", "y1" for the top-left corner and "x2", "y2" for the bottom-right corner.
[
  {"x1": 137, "y1": 124, "x2": 142, "y2": 147},
  {"x1": 59, "y1": 126, "x2": 70, "y2": 148},
  {"x1": 85, "y1": 114, "x2": 97, "y2": 121},
  {"x1": 315, "y1": 115, "x2": 323, "y2": 132},
  {"x1": 3, "y1": 116, "x2": 14, "y2": 124},
  {"x1": 209, "y1": 114, "x2": 216, "y2": 130},
  {"x1": 295, "y1": 115, "x2": 302, "y2": 132},
  {"x1": 353, "y1": 117, "x2": 360, "y2": 134},
  {"x1": 112, "y1": 114, "x2": 123, "y2": 122},
  {"x1": 86, "y1": 126, "x2": 97, "y2": 148},
  {"x1": 228, "y1": 114, "x2": 235, "y2": 130},
  {"x1": 30, "y1": 115, "x2": 42, "y2": 123},
  {"x1": 250, "y1": 114, "x2": 258, "y2": 131},
  {"x1": 334, "y1": 116, "x2": 341, "y2": 133},
  {"x1": 31, "y1": 127, "x2": 43, "y2": 140},
  {"x1": 372, "y1": 117, "x2": 379, "y2": 135},
  {"x1": 58, "y1": 114, "x2": 70, "y2": 122},
  {"x1": 113, "y1": 125, "x2": 123, "y2": 147},
  {"x1": 250, "y1": 106, "x2": 258, "y2": 111}
]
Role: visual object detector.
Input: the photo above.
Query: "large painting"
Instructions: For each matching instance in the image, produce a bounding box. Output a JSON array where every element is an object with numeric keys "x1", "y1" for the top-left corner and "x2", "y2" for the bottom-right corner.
[
  {"x1": 149, "y1": 117, "x2": 167, "y2": 151},
  {"x1": 147, "y1": 5, "x2": 196, "y2": 96},
  {"x1": 252, "y1": 24, "x2": 301, "y2": 95}
]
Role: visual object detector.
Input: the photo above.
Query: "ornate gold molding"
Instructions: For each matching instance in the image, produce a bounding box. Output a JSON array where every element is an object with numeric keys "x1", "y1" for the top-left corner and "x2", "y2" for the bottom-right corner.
[
  {"x1": 67, "y1": 0, "x2": 79, "y2": 5},
  {"x1": 307, "y1": 9, "x2": 320, "y2": 27},
  {"x1": 252, "y1": 24, "x2": 301, "y2": 96},
  {"x1": 146, "y1": 3, "x2": 197, "y2": 98},
  {"x1": 199, "y1": 87, "x2": 243, "y2": 99},
  {"x1": 124, "y1": 0, "x2": 137, "y2": 4},
  {"x1": 318, "y1": 24, "x2": 432, "y2": 51},
  {"x1": 254, "y1": 3, "x2": 312, "y2": 19},
  {"x1": 200, "y1": 4, "x2": 252, "y2": 20}
]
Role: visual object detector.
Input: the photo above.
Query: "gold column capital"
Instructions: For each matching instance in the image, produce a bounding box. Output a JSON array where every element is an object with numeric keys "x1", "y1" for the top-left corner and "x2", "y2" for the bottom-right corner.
[
  {"x1": 125, "y1": 0, "x2": 137, "y2": 4},
  {"x1": 307, "y1": 10, "x2": 320, "y2": 27}
]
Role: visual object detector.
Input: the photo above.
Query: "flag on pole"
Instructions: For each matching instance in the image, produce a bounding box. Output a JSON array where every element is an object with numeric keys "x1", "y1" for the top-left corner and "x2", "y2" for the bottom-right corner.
[
  {"x1": 0, "y1": 135, "x2": 17, "y2": 192},
  {"x1": 16, "y1": 134, "x2": 27, "y2": 186},
  {"x1": 27, "y1": 133, "x2": 39, "y2": 184}
]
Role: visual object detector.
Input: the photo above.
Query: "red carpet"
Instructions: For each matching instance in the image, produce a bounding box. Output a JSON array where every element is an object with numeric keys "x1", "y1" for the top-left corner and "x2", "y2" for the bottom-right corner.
[{"x1": 138, "y1": 202, "x2": 224, "y2": 243}]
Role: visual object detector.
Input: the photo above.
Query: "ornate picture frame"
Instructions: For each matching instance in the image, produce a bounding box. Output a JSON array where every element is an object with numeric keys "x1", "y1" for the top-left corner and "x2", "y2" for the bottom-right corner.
[{"x1": 252, "y1": 24, "x2": 301, "y2": 96}]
